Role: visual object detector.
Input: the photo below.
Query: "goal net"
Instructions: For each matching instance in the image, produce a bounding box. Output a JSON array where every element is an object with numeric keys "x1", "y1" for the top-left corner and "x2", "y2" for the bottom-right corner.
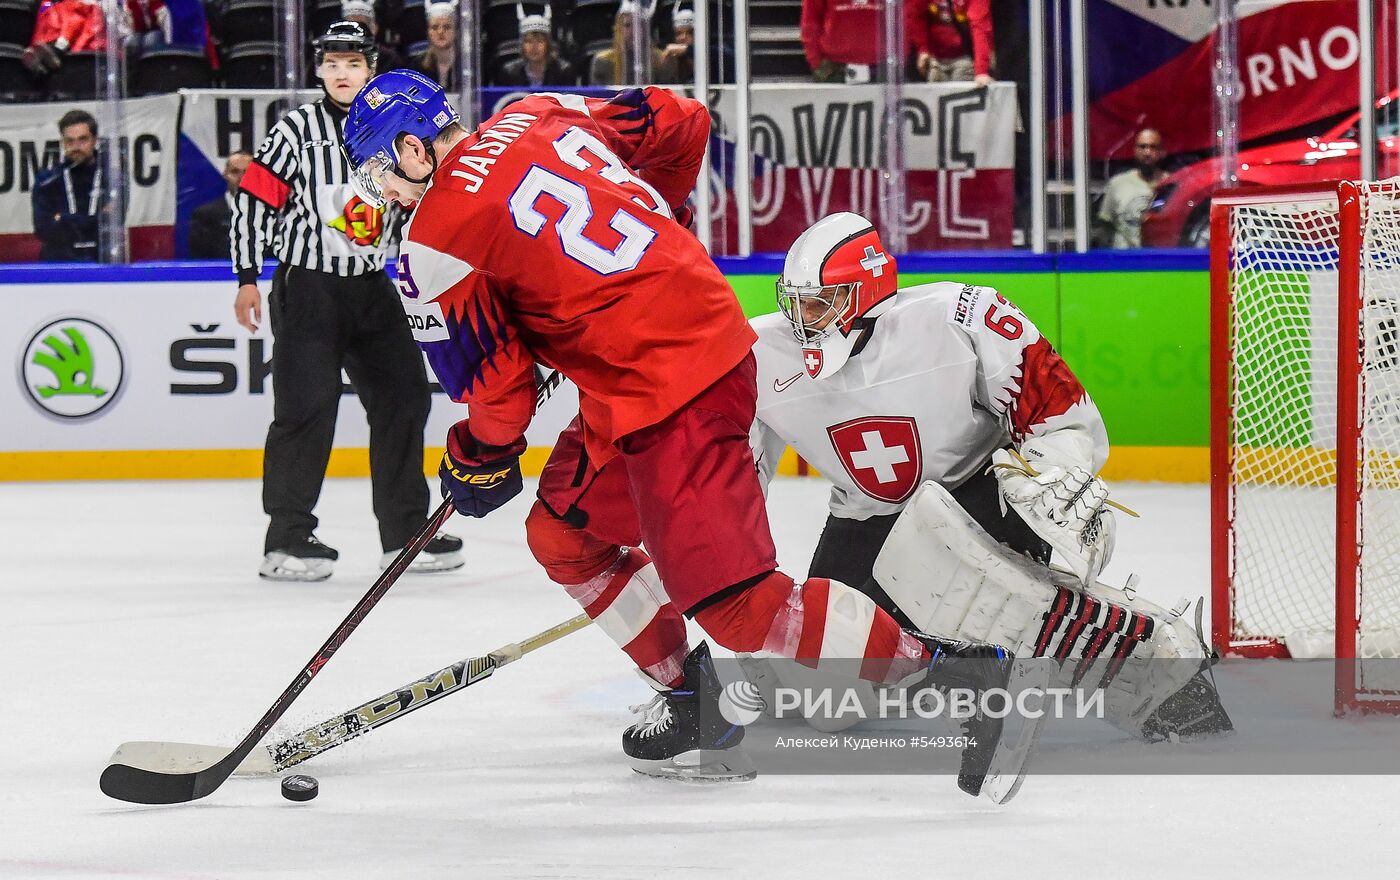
[{"x1": 1211, "y1": 179, "x2": 1400, "y2": 714}]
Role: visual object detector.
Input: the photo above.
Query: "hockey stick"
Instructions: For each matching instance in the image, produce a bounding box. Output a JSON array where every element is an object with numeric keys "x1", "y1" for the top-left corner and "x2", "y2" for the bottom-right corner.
[
  {"x1": 100, "y1": 499, "x2": 456, "y2": 804},
  {"x1": 100, "y1": 369, "x2": 570, "y2": 804},
  {"x1": 107, "y1": 613, "x2": 591, "y2": 777},
  {"x1": 978, "y1": 659, "x2": 1053, "y2": 805}
]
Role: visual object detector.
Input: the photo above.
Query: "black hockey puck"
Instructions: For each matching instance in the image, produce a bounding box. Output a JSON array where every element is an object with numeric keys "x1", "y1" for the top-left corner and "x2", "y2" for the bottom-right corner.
[{"x1": 281, "y1": 774, "x2": 319, "y2": 802}]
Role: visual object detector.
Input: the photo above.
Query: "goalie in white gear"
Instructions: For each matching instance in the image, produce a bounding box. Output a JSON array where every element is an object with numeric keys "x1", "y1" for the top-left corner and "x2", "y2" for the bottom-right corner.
[{"x1": 748, "y1": 212, "x2": 1231, "y2": 741}]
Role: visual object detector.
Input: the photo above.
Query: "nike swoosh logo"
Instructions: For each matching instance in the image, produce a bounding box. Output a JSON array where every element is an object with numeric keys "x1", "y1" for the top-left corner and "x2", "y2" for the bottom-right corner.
[{"x1": 773, "y1": 372, "x2": 803, "y2": 393}]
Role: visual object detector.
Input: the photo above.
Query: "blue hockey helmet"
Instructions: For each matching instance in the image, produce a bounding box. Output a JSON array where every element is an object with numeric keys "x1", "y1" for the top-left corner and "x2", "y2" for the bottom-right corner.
[{"x1": 344, "y1": 69, "x2": 460, "y2": 208}]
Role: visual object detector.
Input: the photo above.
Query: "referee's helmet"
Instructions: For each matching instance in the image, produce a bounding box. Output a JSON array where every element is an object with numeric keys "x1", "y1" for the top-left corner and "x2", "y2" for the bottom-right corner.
[{"x1": 315, "y1": 20, "x2": 379, "y2": 70}]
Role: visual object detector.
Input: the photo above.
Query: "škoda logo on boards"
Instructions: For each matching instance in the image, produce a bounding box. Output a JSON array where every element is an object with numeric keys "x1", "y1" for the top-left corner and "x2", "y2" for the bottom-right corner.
[{"x1": 21, "y1": 317, "x2": 125, "y2": 420}]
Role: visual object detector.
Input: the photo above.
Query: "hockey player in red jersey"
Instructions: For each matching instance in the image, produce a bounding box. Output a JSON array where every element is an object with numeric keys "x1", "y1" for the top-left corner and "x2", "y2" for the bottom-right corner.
[{"x1": 344, "y1": 72, "x2": 1025, "y2": 791}]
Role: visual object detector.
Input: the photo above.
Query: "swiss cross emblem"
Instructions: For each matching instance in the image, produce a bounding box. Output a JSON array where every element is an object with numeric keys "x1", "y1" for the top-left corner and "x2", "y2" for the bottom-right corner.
[
  {"x1": 859, "y1": 245, "x2": 888, "y2": 277},
  {"x1": 826, "y1": 416, "x2": 923, "y2": 504},
  {"x1": 802, "y1": 347, "x2": 824, "y2": 378}
]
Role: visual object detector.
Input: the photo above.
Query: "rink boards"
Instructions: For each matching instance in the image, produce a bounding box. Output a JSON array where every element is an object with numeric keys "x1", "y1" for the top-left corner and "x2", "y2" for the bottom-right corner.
[
  {"x1": 3, "y1": 270, "x2": 573, "y2": 481},
  {"x1": 3, "y1": 252, "x2": 1212, "y2": 482}
]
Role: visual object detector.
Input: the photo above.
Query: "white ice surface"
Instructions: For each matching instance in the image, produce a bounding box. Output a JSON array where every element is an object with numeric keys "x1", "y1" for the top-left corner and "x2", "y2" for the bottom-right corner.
[{"x1": 3, "y1": 478, "x2": 1397, "y2": 879}]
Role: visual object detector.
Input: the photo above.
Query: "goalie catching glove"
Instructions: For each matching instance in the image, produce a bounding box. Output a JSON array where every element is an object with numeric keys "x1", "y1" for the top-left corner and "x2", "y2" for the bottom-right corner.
[
  {"x1": 439, "y1": 420, "x2": 527, "y2": 517},
  {"x1": 991, "y1": 444, "x2": 1123, "y2": 586}
]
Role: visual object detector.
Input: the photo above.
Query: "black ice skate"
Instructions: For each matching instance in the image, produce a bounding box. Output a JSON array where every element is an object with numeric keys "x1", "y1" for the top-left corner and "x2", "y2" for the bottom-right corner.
[
  {"x1": 1140, "y1": 667, "x2": 1234, "y2": 742},
  {"x1": 913, "y1": 633, "x2": 1049, "y2": 803},
  {"x1": 260, "y1": 535, "x2": 339, "y2": 582},
  {"x1": 380, "y1": 533, "x2": 465, "y2": 573},
  {"x1": 623, "y1": 642, "x2": 756, "y2": 782}
]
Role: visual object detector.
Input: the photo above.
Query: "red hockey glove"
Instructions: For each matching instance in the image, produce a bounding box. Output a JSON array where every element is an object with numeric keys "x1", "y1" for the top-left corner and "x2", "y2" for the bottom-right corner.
[{"x1": 439, "y1": 420, "x2": 527, "y2": 518}]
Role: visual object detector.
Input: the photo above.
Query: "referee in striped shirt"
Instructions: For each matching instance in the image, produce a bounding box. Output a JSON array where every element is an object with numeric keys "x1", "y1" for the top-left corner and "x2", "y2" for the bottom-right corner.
[{"x1": 231, "y1": 20, "x2": 462, "y2": 582}]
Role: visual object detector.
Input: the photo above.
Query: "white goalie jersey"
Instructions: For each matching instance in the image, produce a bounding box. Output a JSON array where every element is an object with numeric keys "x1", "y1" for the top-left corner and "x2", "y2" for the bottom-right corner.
[{"x1": 750, "y1": 281, "x2": 1110, "y2": 520}]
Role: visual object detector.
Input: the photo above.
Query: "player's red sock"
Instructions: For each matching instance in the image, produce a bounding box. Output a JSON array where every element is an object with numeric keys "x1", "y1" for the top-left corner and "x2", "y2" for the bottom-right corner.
[
  {"x1": 693, "y1": 571, "x2": 929, "y2": 685},
  {"x1": 526, "y1": 502, "x2": 688, "y2": 686},
  {"x1": 562, "y1": 548, "x2": 689, "y2": 688}
]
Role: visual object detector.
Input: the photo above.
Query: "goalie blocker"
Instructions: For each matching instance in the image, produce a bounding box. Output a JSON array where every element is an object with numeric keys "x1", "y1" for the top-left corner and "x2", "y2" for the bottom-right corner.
[{"x1": 872, "y1": 480, "x2": 1231, "y2": 740}]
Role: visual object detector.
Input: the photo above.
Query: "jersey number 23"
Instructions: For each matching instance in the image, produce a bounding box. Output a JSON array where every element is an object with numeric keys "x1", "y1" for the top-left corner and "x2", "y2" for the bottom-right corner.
[{"x1": 508, "y1": 126, "x2": 673, "y2": 276}]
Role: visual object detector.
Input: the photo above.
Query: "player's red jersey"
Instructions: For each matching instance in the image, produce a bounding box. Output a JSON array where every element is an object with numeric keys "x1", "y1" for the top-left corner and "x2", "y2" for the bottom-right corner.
[{"x1": 395, "y1": 88, "x2": 755, "y2": 461}]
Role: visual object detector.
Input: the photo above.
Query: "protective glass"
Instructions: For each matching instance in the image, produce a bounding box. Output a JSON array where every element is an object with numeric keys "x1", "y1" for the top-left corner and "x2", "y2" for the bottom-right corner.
[
  {"x1": 349, "y1": 147, "x2": 395, "y2": 210},
  {"x1": 776, "y1": 280, "x2": 857, "y2": 344}
]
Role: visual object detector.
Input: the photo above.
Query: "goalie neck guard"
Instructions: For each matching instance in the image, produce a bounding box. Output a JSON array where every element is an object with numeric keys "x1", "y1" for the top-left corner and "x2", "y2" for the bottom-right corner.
[{"x1": 777, "y1": 212, "x2": 898, "y2": 380}]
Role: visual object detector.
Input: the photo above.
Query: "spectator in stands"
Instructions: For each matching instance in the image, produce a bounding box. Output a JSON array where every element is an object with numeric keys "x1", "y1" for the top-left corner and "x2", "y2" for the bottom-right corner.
[
  {"x1": 801, "y1": 0, "x2": 884, "y2": 84},
  {"x1": 23, "y1": 0, "x2": 107, "y2": 81},
  {"x1": 658, "y1": 5, "x2": 692, "y2": 75},
  {"x1": 31, "y1": 109, "x2": 107, "y2": 263},
  {"x1": 413, "y1": 1, "x2": 459, "y2": 89},
  {"x1": 342, "y1": 0, "x2": 407, "y2": 73},
  {"x1": 907, "y1": 0, "x2": 994, "y2": 87},
  {"x1": 1095, "y1": 127, "x2": 1168, "y2": 249},
  {"x1": 189, "y1": 151, "x2": 252, "y2": 260},
  {"x1": 128, "y1": 0, "x2": 217, "y2": 73},
  {"x1": 125, "y1": 0, "x2": 171, "y2": 52},
  {"x1": 590, "y1": 0, "x2": 677, "y2": 86},
  {"x1": 657, "y1": 4, "x2": 731, "y2": 84},
  {"x1": 496, "y1": 6, "x2": 576, "y2": 87}
]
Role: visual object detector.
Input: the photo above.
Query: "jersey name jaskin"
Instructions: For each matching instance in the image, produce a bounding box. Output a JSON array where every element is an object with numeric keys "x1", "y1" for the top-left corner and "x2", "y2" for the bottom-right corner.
[{"x1": 450, "y1": 112, "x2": 538, "y2": 194}]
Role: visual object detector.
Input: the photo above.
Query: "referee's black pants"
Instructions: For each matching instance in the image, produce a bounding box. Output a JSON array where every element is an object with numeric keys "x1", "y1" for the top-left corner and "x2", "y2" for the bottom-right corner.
[
  {"x1": 806, "y1": 462, "x2": 1051, "y2": 630},
  {"x1": 263, "y1": 263, "x2": 430, "y2": 553}
]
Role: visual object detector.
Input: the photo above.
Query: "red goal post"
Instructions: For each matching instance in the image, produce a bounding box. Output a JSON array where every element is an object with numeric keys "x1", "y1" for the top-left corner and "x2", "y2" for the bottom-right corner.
[{"x1": 1210, "y1": 180, "x2": 1400, "y2": 715}]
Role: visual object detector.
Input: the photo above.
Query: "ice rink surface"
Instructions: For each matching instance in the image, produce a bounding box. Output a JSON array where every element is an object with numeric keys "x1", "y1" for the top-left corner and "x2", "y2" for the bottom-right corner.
[{"x1": 5, "y1": 477, "x2": 1399, "y2": 879}]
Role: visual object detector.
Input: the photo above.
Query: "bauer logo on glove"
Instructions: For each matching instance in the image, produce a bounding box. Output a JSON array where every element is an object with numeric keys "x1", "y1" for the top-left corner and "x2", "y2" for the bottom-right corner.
[
  {"x1": 439, "y1": 420, "x2": 527, "y2": 517},
  {"x1": 443, "y1": 461, "x2": 517, "y2": 487}
]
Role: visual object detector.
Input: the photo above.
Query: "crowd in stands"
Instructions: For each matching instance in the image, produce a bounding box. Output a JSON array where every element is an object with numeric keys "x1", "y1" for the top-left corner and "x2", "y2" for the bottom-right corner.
[
  {"x1": 12, "y1": 0, "x2": 1024, "y2": 264},
  {"x1": 1, "y1": 0, "x2": 1003, "y2": 101},
  {"x1": 0, "y1": 0, "x2": 727, "y2": 100}
]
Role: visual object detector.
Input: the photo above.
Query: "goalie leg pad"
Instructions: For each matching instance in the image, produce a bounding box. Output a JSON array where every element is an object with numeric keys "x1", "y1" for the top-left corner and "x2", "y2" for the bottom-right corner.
[
  {"x1": 872, "y1": 481, "x2": 1210, "y2": 737},
  {"x1": 872, "y1": 480, "x2": 1060, "y2": 649}
]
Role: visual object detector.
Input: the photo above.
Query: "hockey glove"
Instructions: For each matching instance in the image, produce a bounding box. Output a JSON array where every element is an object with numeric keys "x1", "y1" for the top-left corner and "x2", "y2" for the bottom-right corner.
[
  {"x1": 990, "y1": 447, "x2": 1118, "y2": 586},
  {"x1": 439, "y1": 420, "x2": 527, "y2": 518}
]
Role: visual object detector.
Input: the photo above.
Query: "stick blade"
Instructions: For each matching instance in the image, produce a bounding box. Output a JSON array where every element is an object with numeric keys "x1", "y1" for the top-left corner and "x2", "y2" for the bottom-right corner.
[
  {"x1": 100, "y1": 742, "x2": 245, "y2": 804},
  {"x1": 980, "y1": 659, "x2": 1053, "y2": 805},
  {"x1": 99, "y1": 761, "x2": 204, "y2": 804},
  {"x1": 106, "y1": 741, "x2": 276, "y2": 777}
]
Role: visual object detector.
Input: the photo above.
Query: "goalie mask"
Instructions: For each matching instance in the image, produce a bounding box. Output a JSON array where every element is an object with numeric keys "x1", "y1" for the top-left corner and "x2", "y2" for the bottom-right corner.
[{"x1": 777, "y1": 213, "x2": 898, "y2": 380}]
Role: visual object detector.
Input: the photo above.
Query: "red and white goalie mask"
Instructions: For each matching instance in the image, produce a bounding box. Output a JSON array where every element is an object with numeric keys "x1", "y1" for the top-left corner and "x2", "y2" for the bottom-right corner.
[{"x1": 776, "y1": 212, "x2": 898, "y2": 380}]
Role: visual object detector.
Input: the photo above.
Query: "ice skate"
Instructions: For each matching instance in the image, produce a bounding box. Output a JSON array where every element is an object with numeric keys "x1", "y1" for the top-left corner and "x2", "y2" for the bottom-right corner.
[
  {"x1": 259, "y1": 536, "x2": 339, "y2": 582},
  {"x1": 623, "y1": 643, "x2": 756, "y2": 782},
  {"x1": 381, "y1": 533, "x2": 465, "y2": 573},
  {"x1": 1140, "y1": 667, "x2": 1234, "y2": 742}
]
